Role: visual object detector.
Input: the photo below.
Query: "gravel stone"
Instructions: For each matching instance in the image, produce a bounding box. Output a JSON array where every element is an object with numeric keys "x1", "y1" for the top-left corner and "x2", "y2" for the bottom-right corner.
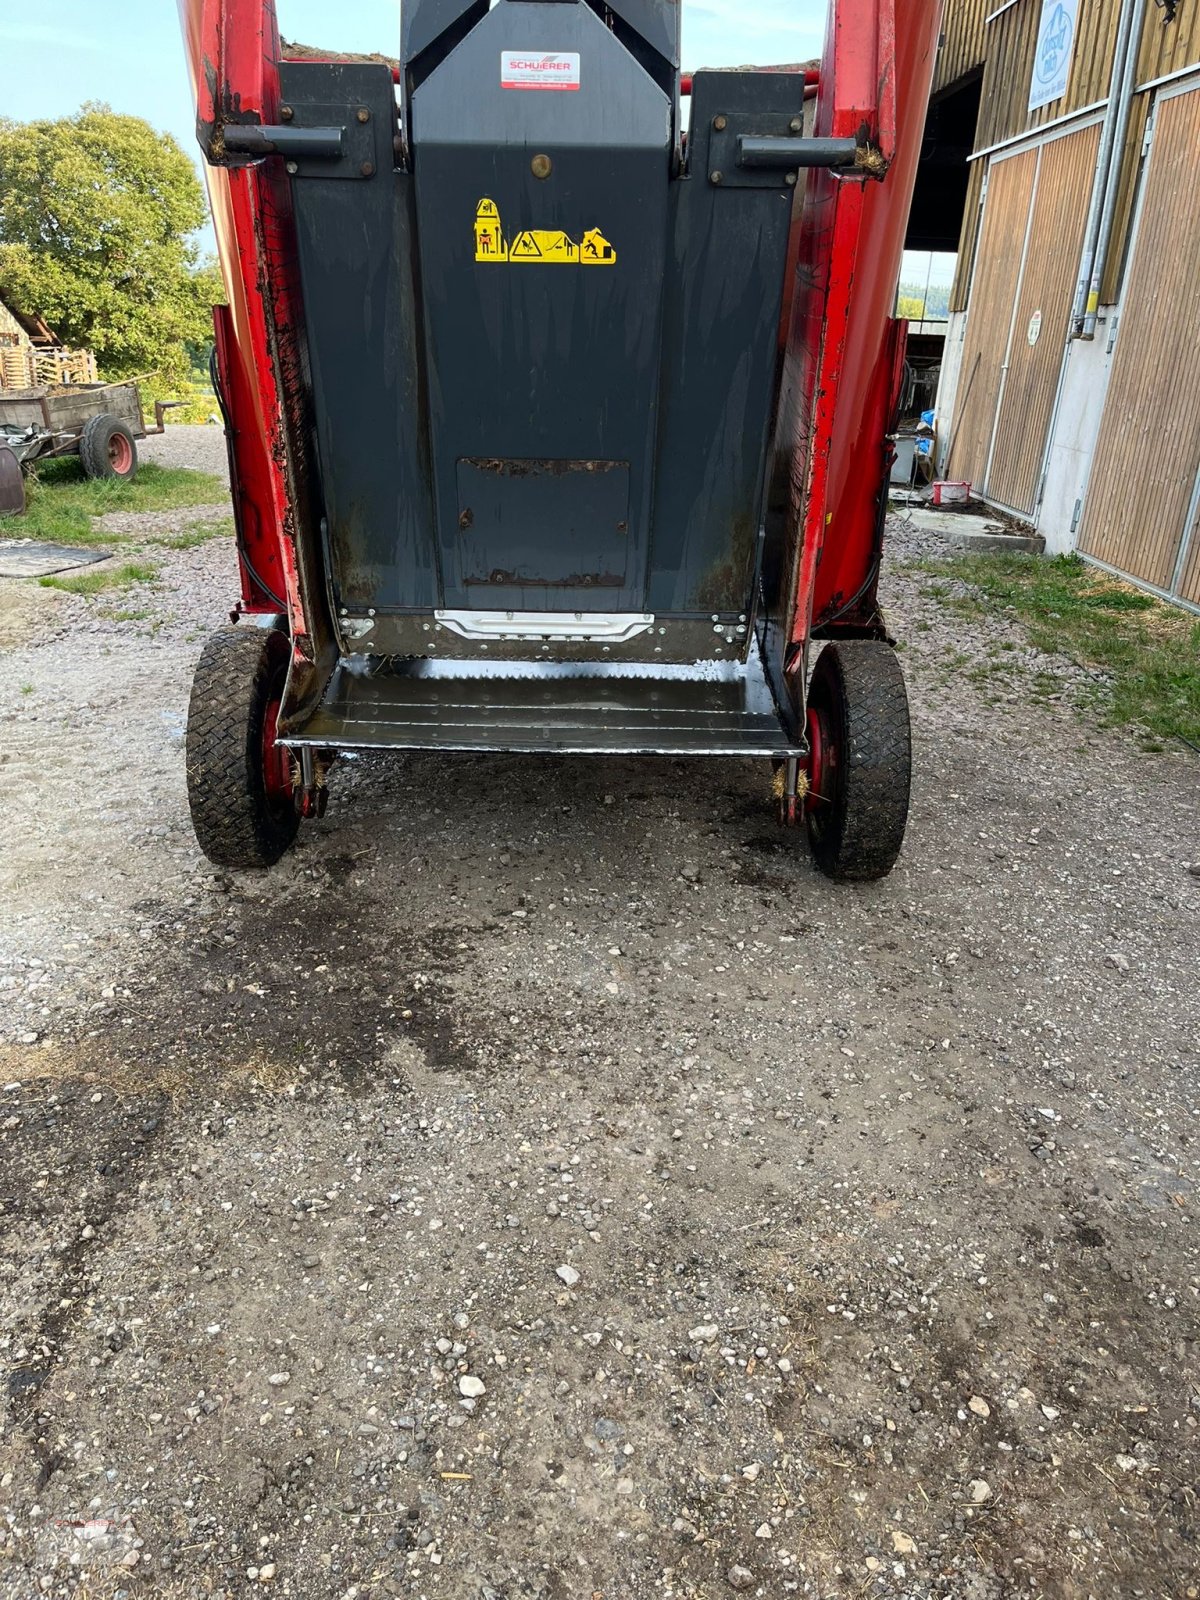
[{"x1": 0, "y1": 459, "x2": 1196, "y2": 1597}]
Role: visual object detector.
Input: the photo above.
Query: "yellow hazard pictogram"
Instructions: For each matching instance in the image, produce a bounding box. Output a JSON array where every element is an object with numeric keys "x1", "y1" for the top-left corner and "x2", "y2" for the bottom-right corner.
[
  {"x1": 580, "y1": 227, "x2": 616, "y2": 266},
  {"x1": 474, "y1": 197, "x2": 508, "y2": 262},
  {"x1": 474, "y1": 198, "x2": 616, "y2": 267},
  {"x1": 511, "y1": 229, "x2": 580, "y2": 263}
]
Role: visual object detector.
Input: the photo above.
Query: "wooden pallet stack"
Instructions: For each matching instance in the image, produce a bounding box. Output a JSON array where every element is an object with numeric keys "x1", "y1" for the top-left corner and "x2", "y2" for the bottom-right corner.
[
  {"x1": 0, "y1": 344, "x2": 99, "y2": 391},
  {"x1": 0, "y1": 345, "x2": 36, "y2": 390}
]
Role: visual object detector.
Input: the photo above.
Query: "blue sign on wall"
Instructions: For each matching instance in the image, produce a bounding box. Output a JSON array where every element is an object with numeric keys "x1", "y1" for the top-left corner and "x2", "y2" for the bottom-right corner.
[{"x1": 1030, "y1": 0, "x2": 1077, "y2": 111}]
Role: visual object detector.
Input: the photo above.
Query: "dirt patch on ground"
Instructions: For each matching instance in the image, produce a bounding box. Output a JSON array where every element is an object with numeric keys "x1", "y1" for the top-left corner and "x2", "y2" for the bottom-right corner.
[
  {"x1": 0, "y1": 431, "x2": 1198, "y2": 1599},
  {"x1": 0, "y1": 580, "x2": 63, "y2": 650}
]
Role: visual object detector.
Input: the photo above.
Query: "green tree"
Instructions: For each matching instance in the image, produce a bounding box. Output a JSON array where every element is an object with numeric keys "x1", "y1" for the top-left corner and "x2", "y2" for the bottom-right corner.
[{"x1": 0, "y1": 103, "x2": 222, "y2": 387}]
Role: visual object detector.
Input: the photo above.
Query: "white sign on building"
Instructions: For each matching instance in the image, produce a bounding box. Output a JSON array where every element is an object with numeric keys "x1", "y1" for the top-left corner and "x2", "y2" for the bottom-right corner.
[{"x1": 1029, "y1": 0, "x2": 1078, "y2": 111}]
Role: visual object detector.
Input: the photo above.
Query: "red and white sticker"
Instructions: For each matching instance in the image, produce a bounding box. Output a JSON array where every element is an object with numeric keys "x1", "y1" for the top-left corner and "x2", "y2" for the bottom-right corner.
[{"x1": 501, "y1": 51, "x2": 581, "y2": 91}]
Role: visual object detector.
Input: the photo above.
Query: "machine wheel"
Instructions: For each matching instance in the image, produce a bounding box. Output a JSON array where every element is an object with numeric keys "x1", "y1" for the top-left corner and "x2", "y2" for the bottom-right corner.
[
  {"x1": 803, "y1": 640, "x2": 911, "y2": 882},
  {"x1": 79, "y1": 413, "x2": 138, "y2": 480},
  {"x1": 186, "y1": 625, "x2": 299, "y2": 869}
]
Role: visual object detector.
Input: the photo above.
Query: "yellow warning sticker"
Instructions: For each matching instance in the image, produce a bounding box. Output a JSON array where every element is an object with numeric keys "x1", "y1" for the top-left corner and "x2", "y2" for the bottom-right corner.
[{"x1": 474, "y1": 197, "x2": 616, "y2": 267}]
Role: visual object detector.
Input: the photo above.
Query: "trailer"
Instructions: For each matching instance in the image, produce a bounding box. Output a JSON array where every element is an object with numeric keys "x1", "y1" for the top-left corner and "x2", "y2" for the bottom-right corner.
[
  {"x1": 178, "y1": 0, "x2": 941, "y2": 881},
  {"x1": 0, "y1": 380, "x2": 158, "y2": 480}
]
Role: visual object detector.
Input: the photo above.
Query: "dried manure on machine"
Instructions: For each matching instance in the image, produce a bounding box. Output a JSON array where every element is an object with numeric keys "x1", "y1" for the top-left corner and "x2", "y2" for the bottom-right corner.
[{"x1": 178, "y1": 0, "x2": 940, "y2": 881}]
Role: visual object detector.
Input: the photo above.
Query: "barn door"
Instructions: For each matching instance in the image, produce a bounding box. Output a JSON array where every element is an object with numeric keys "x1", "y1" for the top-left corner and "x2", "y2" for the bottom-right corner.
[
  {"x1": 985, "y1": 124, "x2": 1100, "y2": 514},
  {"x1": 946, "y1": 148, "x2": 1036, "y2": 491},
  {"x1": 1076, "y1": 83, "x2": 1200, "y2": 605},
  {"x1": 949, "y1": 122, "x2": 1100, "y2": 517}
]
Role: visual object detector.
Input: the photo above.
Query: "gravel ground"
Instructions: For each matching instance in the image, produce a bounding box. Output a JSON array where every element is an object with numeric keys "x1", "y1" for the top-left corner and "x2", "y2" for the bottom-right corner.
[{"x1": 1, "y1": 428, "x2": 1198, "y2": 1600}]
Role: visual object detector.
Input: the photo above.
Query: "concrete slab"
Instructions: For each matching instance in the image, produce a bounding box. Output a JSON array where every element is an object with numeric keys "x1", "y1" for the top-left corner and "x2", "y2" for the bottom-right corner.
[
  {"x1": 953, "y1": 529, "x2": 1046, "y2": 556},
  {"x1": 0, "y1": 541, "x2": 112, "y2": 579},
  {"x1": 902, "y1": 508, "x2": 1045, "y2": 555}
]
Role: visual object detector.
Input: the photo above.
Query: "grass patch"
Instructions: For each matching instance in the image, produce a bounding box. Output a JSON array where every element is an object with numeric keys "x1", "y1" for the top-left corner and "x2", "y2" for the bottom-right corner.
[
  {"x1": 95, "y1": 606, "x2": 155, "y2": 623},
  {"x1": 147, "y1": 516, "x2": 234, "y2": 550},
  {"x1": 917, "y1": 551, "x2": 1200, "y2": 746},
  {"x1": 39, "y1": 560, "x2": 159, "y2": 597},
  {"x1": 16, "y1": 459, "x2": 228, "y2": 547}
]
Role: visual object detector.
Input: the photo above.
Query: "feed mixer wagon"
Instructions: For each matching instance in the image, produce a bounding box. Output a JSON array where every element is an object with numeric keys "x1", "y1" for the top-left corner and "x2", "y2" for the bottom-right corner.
[{"x1": 178, "y1": 0, "x2": 941, "y2": 879}]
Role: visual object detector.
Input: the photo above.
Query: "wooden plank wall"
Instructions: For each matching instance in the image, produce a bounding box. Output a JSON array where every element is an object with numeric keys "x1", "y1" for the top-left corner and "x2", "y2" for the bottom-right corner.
[
  {"x1": 949, "y1": 158, "x2": 986, "y2": 311},
  {"x1": 934, "y1": 0, "x2": 991, "y2": 93},
  {"x1": 947, "y1": 0, "x2": 1122, "y2": 315},
  {"x1": 1075, "y1": 86, "x2": 1200, "y2": 590},
  {"x1": 1137, "y1": 0, "x2": 1200, "y2": 81},
  {"x1": 1181, "y1": 519, "x2": 1200, "y2": 606},
  {"x1": 950, "y1": 2, "x2": 1200, "y2": 309},
  {"x1": 975, "y1": 0, "x2": 1121, "y2": 152},
  {"x1": 1101, "y1": 4, "x2": 1200, "y2": 301}
]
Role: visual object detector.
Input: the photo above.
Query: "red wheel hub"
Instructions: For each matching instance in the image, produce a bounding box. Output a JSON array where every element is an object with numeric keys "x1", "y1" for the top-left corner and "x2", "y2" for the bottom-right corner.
[
  {"x1": 804, "y1": 705, "x2": 834, "y2": 812},
  {"x1": 262, "y1": 696, "x2": 293, "y2": 808},
  {"x1": 108, "y1": 432, "x2": 134, "y2": 475}
]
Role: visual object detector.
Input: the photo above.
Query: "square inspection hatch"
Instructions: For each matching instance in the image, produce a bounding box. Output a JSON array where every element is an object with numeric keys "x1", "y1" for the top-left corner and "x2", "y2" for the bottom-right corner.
[{"x1": 0, "y1": 541, "x2": 112, "y2": 579}]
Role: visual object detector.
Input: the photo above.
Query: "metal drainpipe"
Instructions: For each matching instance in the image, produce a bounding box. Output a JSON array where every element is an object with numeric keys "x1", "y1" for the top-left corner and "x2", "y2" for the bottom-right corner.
[
  {"x1": 1082, "y1": 0, "x2": 1149, "y2": 337},
  {"x1": 1071, "y1": 0, "x2": 1139, "y2": 338}
]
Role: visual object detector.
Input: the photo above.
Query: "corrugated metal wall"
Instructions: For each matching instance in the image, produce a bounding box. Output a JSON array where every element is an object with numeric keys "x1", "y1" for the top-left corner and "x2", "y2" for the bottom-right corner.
[
  {"x1": 947, "y1": 147, "x2": 1037, "y2": 486},
  {"x1": 1076, "y1": 85, "x2": 1200, "y2": 597},
  {"x1": 985, "y1": 123, "x2": 1101, "y2": 512}
]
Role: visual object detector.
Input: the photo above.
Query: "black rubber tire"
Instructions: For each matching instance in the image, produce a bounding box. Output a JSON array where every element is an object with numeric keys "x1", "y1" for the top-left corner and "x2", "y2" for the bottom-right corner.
[
  {"x1": 804, "y1": 640, "x2": 912, "y2": 883},
  {"x1": 79, "y1": 413, "x2": 138, "y2": 480},
  {"x1": 185, "y1": 626, "x2": 299, "y2": 869}
]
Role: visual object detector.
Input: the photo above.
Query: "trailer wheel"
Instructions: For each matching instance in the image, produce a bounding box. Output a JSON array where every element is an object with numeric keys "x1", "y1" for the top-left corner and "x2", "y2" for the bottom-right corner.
[
  {"x1": 79, "y1": 413, "x2": 138, "y2": 480},
  {"x1": 186, "y1": 625, "x2": 300, "y2": 869},
  {"x1": 803, "y1": 640, "x2": 911, "y2": 882}
]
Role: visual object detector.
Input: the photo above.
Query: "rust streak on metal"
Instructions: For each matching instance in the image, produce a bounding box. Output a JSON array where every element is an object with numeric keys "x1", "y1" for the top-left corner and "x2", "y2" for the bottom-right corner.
[{"x1": 461, "y1": 457, "x2": 622, "y2": 478}]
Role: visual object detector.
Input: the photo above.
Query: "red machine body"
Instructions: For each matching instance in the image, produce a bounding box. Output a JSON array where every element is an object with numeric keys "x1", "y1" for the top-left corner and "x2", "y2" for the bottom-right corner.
[
  {"x1": 178, "y1": 0, "x2": 941, "y2": 884},
  {"x1": 181, "y1": 0, "x2": 940, "y2": 658}
]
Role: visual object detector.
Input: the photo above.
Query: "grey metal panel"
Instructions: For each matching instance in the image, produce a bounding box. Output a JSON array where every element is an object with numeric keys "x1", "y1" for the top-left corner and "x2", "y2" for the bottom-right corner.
[
  {"x1": 601, "y1": 0, "x2": 681, "y2": 68},
  {"x1": 280, "y1": 62, "x2": 438, "y2": 615},
  {"x1": 404, "y1": 0, "x2": 680, "y2": 75},
  {"x1": 285, "y1": 650, "x2": 803, "y2": 757},
  {"x1": 282, "y1": 43, "x2": 802, "y2": 691},
  {"x1": 411, "y1": 0, "x2": 670, "y2": 614},
  {"x1": 647, "y1": 71, "x2": 803, "y2": 615},
  {"x1": 337, "y1": 611, "x2": 750, "y2": 662},
  {"x1": 455, "y1": 457, "x2": 631, "y2": 590},
  {"x1": 401, "y1": 0, "x2": 486, "y2": 72}
]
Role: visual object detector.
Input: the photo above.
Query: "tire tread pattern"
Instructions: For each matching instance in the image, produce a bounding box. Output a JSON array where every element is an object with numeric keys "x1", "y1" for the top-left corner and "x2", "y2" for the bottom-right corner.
[
  {"x1": 186, "y1": 626, "x2": 298, "y2": 869},
  {"x1": 79, "y1": 413, "x2": 137, "y2": 480},
  {"x1": 807, "y1": 640, "x2": 912, "y2": 883}
]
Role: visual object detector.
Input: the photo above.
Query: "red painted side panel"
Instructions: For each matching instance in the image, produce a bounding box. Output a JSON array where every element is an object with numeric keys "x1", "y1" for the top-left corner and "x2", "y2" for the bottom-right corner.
[
  {"x1": 780, "y1": 0, "x2": 942, "y2": 651},
  {"x1": 212, "y1": 304, "x2": 286, "y2": 610},
  {"x1": 177, "y1": 0, "x2": 311, "y2": 634}
]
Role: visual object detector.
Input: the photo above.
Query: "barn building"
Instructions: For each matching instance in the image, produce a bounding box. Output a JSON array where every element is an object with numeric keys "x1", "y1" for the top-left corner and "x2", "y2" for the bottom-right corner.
[{"x1": 927, "y1": 0, "x2": 1200, "y2": 610}]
